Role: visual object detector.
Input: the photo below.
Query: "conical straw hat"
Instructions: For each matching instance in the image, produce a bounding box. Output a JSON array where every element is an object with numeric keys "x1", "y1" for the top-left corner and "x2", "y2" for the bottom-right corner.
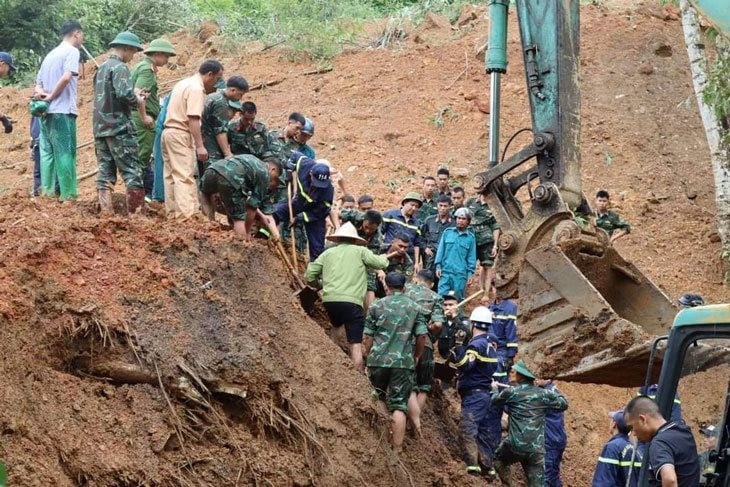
[{"x1": 326, "y1": 222, "x2": 367, "y2": 245}]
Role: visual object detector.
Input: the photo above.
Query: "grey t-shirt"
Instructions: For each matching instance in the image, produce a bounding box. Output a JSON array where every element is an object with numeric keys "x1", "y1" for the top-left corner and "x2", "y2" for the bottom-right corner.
[{"x1": 35, "y1": 41, "x2": 80, "y2": 115}]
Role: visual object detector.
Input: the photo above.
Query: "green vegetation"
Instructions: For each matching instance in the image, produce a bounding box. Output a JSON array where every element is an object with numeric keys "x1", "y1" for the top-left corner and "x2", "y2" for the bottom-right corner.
[{"x1": 0, "y1": 0, "x2": 472, "y2": 85}]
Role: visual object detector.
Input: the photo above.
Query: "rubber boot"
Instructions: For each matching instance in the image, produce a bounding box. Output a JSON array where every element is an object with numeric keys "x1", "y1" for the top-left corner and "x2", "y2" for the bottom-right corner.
[
  {"x1": 126, "y1": 188, "x2": 147, "y2": 216},
  {"x1": 98, "y1": 188, "x2": 114, "y2": 215}
]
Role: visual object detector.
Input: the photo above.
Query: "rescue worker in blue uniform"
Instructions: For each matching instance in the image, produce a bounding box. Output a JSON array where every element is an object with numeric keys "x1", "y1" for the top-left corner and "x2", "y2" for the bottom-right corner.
[
  {"x1": 273, "y1": 152, "x2": 333, "y2": 261},
  {"x1": 449, "y1": 306, "x2": 501, "y2": 479},
  {"x1": 592, "y1": 409, "x2": 642, "y2": 487},
  {"x1": 539, "y1": 380, "x2": 568, "y2": 486},
  {"x1": 487, "y1": 283, "x2": 518, "y2": 383}
]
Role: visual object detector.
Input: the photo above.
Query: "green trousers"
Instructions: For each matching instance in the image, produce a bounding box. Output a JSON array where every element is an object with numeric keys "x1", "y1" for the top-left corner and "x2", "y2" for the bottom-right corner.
[
  {"x1": 95, "y1": 131, "x2": 144, "y2": 190},
  {"x1": 39, "y1": 113, "x2": 78, "y2": 200},
  {"x1": 131, "y1": 112, "x2": 156, "y2": 170}
]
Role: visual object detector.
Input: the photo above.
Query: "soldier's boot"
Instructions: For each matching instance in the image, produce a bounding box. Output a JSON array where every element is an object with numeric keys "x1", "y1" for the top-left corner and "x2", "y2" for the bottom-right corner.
[
  {"x1": 126, "y1": 188, "x2": 147, "y2": 216},
  {"x1": 98, "y1": 188, "x2": 114, "y2": 215}
]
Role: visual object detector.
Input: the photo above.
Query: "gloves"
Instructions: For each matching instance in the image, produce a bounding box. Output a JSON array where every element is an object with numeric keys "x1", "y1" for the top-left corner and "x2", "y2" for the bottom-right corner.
[
  {"x1": 1, "y1": 116, "x2": 12, "y2": 134},
  {"x1": 504, "y1": 357, "x2": 514, "y2": 372},
  {"x1": 491, "y1": 379, "x2": 500, "y2": 393},
  {"x1": 454, "y1": 330, "x2": 467, "y2": 347}
]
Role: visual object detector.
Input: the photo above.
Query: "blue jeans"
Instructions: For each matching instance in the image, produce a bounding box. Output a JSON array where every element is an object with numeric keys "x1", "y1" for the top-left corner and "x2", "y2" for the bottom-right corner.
[
  {"x1": 545, "y1": 447, "x2": 564, "y2": 487},
  {"x1": 460, "y1": 389, "x2": 502, "y2": 469}
]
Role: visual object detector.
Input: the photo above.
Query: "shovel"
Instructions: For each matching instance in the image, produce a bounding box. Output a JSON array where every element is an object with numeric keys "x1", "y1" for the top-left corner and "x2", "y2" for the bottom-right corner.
[
  {"x1": 271, "y1": 240, "x2": 320, "y2": 314},
  {"x1": 287, "y1": 182, "x2": 298, "y2": 272}
]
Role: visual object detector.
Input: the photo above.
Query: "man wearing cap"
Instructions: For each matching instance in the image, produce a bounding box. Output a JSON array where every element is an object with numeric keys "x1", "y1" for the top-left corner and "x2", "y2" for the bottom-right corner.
[
  {"x1": 305, "y1": 222, "x2": 400, "y2": 371},
  {"x1": 487, "y1": 282, "x2": 518, "y2": 383},
  {"x1": 274, "y1": 152, "x2": 334, "y2": 261},
  {"x1": 491, "y1": 360, "x2": 569, "y2": 486},
  {"x1": 201, "y1": 76, "x2": 249, "y2": 163},
  {"x1": 228, "y1": 101, "x2": 270, "y2": 158},
  {"x1": 131, "y1": 38, "x2": 176, "y2": 199},
  {"x1": 93, "y1": 31, "x2": 149, "y2": 215},
  {"x1": 200, "y1": 154, "x2": 280, "y2": 240},
  {"x1": 436, "y1": 290, "x2": 471, "y2": 360},
  {"x1": 449, "y1": 306, "x2": 501, "y2": 478},
  {"x1": 466, "y1": 192, "x2": 501, "y2": 293},
  {"x1": 363, "y1": 272, "x2": 429, "y2": 454},
  {"x1": 698, "y1": 423, "x2": 719, "y2": 481},
  {"x1": 421, "y1": 194, "x2": 454, "y2": 273},
  {"x1": 404, "y1": 269, "x2": 444, "y2": 434},
  {"x1": 591, "y1": 409, "x2": 641, "y2": 487},
  {"x1": 624, "y1": 396, "x2": 699, "y2": 487},
  {"x1": 381, "y1": 192, "x2": 423, "y2": 267},
  {"x1": 163, "y1": 59, "x2": 224, "y2": 220},
  {"x1": 435, "y1": 207, "x2": 477, "y2": 300},
  {"x1": 33, "y1": 19, "x2": 84, "y2": 201},
  {"x1": 294, "y1": 117, "x2": 316, "y2": 159}
]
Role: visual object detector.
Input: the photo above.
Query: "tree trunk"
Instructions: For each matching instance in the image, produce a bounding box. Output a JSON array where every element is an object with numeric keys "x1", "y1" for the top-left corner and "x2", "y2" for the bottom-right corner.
[{"x1": 679, "y1": 0, "x2": 730, "y2": 286}]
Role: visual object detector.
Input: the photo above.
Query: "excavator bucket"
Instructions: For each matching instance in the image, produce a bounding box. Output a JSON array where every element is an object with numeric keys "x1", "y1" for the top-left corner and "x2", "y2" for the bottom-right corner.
[{"x1": 516, "y1": 233, "x2": 677, "y2": 386}]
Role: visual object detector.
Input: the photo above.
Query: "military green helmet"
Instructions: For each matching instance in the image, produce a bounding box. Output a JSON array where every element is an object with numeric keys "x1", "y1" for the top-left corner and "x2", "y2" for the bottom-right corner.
[
  {"x1": 511, "y1": 360, "x2": 537, "y2": 380},
  {"x1": 109, "y1": 31, "x2": 143, "y2": 51},
  {"x1": 227, "y1": 99, "x2": 242, "y2": 111},
  {"x1": 144, "y1": 38, "x2": 176, "y2": 56},
  {"x1": 401, "y1": 191, "x2": 423, "y2": 208}
]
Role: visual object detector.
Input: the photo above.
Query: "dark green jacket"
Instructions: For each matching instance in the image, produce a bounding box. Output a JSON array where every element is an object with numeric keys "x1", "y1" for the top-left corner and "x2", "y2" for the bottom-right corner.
[{"x1": 93, "y1": 54, "x2": 138, "y2": 138}]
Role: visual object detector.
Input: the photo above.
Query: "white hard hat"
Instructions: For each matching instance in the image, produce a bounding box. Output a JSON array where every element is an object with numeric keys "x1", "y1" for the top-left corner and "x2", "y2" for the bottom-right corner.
[
  {"x1": 454, "y1": 207, "x2": 471, "y2": 220},
  {"x1": 469, "y1": 306, "x2": 493, "y2": 329}
]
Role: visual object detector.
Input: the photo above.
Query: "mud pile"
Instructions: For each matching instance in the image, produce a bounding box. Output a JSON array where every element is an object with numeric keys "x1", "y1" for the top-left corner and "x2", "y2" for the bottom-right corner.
[{"x1": 0, "y1": 194, "x2": 482, "y2": 486}]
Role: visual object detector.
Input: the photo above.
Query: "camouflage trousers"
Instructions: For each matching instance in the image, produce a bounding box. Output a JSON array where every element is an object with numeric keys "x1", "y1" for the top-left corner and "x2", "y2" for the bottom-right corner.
[
  {"x1": 494, "y1": 441, "x2": 545, "y2": 487},
  {"x1": 95, "y1": 132, "x2": 144, "y2": 190}
]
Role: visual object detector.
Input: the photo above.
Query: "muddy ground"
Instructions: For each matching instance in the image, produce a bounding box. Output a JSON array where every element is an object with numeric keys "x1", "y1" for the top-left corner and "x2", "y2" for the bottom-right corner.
[{"x1": 0, "y1": 0, "x2": 728, "y2": 485}]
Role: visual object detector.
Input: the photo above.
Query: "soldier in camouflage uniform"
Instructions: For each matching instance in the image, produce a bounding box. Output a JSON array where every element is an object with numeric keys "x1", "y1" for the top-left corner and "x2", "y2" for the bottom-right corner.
[
  {"x1": 416, "y1": 176, "x2": 438, "y2": 222},
  {"x1": 228, "y1": 101, "x2": 269, "y2": 158},
  {"x1": 267, "y1": 112, "x2": 309, "y2": 166},
  {"x1": 491, "y1": 360, "x2": 569, "y2": 487},
  {"x1": 465, "y1": 193, "x2": 501, "y2": 293},
  {"x1": 201, "y1": 76, "x2": 248, "y2": 166},
  {"x1": 130, "y1": 38, "x2": 176, "y2": 198},
  {"x1": 376, "y1": 234, "x2": 414, "y2": 297},
  {"x1": 93, "y1": 31, "x2": 148, "y2": 215},
  {"x1": 363, "y1": 272, "x2": 429, "y2": 454},
  {"x1": 403, "y1": 269, "x2": 444, "y2": 435},
  {"x1": 340, "y1": 208, "x2": 384, "y2": 310},
  {"x1": 200, "y1": 154, "x2": 281, "y2": 242},
  {"x1": 594, "y1": 190, "x2": 631, "y2": 243},
  {"x1": 421, "y1": 195, "x2": 455, "y2": 272}
]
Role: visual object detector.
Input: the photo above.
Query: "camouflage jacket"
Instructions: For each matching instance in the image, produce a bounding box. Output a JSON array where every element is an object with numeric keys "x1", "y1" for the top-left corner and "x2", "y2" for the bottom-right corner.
[
  {"x1": 385, "y1": 252, "x2": 414, "y2": 281},
  {"x1": 207, "y1": 154, "x2": 270, "y2": 211},
  {"x1": 268, "y1": 130, "x2": 315, "y2": 166},
  {"x1": 403, "y1": 282, "x2": 445, "y2": 347},
  {"x1": 340, "y1": 209, "x2": 383, "y2": 253},
  {"x1": 416, "y1": 196, "x2": 437, "y2": 222},
  {"x1": 93, "y1": 54, "x2": 138, "y2": 138},
  {"x1": 202, "y1": 91, "x2": 235, "y2": 160},
  {"x1": 596, "y1": 211, "x2": 631, "y2": 236},
  {"x1": 465, "y1": 197, "x2": 501, "y2": 246},
  {"x1": 364, "y1": 292, "x2": 429, "y2": 370},
  {"x1": 491, "y1": 383, "x2": 568, "y2": 454},
  {"x1": 228, "y1": 119, "x2": 270, "y2": 159},
  {"x1": 130, "y1": 56, "x2": 160, "y2": 118}
]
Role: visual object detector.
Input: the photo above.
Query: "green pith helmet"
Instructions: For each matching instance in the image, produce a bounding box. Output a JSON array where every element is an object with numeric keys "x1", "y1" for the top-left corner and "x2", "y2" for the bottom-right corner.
[
  {"x1": 512, "y1": 360, "x2": 536, "y2": 380},
  {"x1": 144, "y1": 38, "x2": 176, "y2": 56},
  {"x1": 29, "y1": 99, "x2": 50, "y2": 117},
  {"x1": 109, "y1": 31, "x2": 143, "y2": 51},
  {"x1": 401, "y1": 191, "x2": 423, "y2": 208},
  {"x1": 227, "y1": 99, "x2": 242, "y2": 111}
]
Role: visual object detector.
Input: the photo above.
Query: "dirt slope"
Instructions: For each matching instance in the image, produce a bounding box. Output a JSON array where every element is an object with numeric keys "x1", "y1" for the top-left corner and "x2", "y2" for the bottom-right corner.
[{"x1": 0, "y1": 0, "x2": 727, "y2": 485}]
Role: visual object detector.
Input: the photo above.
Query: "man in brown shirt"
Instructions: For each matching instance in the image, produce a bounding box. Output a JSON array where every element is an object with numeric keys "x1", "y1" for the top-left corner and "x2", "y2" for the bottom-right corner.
[{"x1": 162, "y1": 59, "x2": 223, "y2": 220}]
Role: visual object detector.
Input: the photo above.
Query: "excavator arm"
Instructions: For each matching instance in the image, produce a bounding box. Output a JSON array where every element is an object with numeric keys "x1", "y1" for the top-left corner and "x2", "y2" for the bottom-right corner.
[{"x1": 475, "y1": 0, "x2": 678, "y2": 386}]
